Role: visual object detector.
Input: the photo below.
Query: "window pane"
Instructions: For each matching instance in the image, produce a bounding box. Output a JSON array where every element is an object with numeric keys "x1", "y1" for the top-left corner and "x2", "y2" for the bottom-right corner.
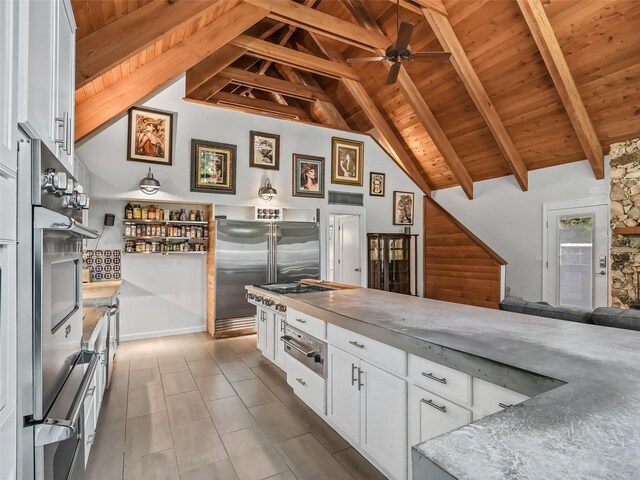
[{"x1": 558, "y1": 216, "x2": 593, "y2": 309}]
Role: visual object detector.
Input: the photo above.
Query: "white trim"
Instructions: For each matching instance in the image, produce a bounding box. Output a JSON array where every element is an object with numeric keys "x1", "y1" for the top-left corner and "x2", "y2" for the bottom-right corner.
[
  {"x1": 120, "y1": 325, "x2": 206, "y2": 342},
  {"x1": 542, "y1": 197, "x2": 610, "y2": 304},
  {"x1": 325, "y1": 206, "x2": 366, "y2": 287}
]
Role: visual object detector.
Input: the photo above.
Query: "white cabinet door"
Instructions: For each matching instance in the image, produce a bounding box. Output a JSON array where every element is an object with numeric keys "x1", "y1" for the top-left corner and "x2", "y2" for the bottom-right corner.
[
  {"x1": 327, "y1": 346, "x2": 360, "y2": 443},
  {"x1": 256, "y1": 308, "x2": 266, "y2": 352},
  {"x1": 0, "y1": 0, "x2": 18, "y2": 173},
  {"x1": 26, "y1": 0, "x2": 57, "y2": 154},
  {"x1": 274, "y1": 315, "x2": 287, "y2": 370},
  {"x1": 54, "y1": 0, "x2": 75, "y2": 173},
  {"x1": 408, "y1": 384, "x2": 472, "y2": 447},
  {"x1": 360, "y1": 360, "x2": 407, "y2": 480},
  {"x1": 264, "y1": 311, "x2": 276, "y2": 361}
]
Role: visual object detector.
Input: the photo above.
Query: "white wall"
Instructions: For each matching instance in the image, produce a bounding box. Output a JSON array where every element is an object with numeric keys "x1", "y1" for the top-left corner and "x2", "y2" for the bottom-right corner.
[
  {"x1": 433, "y1": 160, "x2": 610, "y2": 301},
  {"x1": 77, "y1": 76, "x2": 424, "y2": 339}
]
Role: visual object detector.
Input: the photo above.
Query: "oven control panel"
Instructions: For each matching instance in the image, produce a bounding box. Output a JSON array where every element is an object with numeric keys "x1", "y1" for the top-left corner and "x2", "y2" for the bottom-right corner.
[{"x1": 246, "y1": 291, "x2": 287, "y2": 313}]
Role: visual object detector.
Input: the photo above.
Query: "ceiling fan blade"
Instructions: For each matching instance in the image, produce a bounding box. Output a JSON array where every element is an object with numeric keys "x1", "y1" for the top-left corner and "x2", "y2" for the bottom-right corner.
[
  {"x1": 410, "y1": 52, "x2": 452, "y2": 63},
  {"x1": 396, "y1": 22, "x2": 415, "y2": 51},
  {"x1": 346, "y1": 56, "x2": 386, "y2": 64},
  {"x1": 386, "y1": 62, "x2": 401, "y2": 85}
]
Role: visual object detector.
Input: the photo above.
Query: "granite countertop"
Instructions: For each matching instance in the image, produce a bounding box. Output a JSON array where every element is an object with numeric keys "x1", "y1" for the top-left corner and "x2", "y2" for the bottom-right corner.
[
  {"x1": 275, "y1": 288, "x2": 640, "y2": 480},
  {"x1": 83, "y1": 280, "x2": 122, "y2": 301},
  {"x1": 82, "y1": 306, "x2": 108, "y2": 347}
]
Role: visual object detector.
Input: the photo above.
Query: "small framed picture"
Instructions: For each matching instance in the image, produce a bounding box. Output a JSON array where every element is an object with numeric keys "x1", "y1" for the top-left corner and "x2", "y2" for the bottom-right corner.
[
  {"x1": 393, "y1": 191, "x2": 415, "y2": 225},
  {"x1": 331, "y1": 137, "x2": 364, "y2": 186},
  {"x1": 190, "y1": 139, "x2": 237, "y2": 195},
  {"x1": 293, "y1": 154, "x2": 325, "y2": 198},
  {"x1": 369, "y1": 172, "x2": 385, "y2": 196},
  {"x1": 127, "y1": 107, "x2": 174, "y2": 165},
  {"x1": 249, "y1": 131, "x2": 280, "y2": 170}
]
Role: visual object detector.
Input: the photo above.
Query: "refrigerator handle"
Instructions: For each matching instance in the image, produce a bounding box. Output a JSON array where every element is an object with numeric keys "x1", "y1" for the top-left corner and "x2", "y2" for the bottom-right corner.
[
  {"x1": 267, "y1": 223, "x2": 272, "y2": 283},
  {"x1": 271, "y1": 223, "x2": 278, "y2": 283}
]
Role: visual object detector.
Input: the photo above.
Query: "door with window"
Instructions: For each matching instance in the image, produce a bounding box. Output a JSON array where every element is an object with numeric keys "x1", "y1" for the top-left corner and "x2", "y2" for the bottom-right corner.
[{"x1": 546, "y1": 204, "x2": 609, "y2": 309}]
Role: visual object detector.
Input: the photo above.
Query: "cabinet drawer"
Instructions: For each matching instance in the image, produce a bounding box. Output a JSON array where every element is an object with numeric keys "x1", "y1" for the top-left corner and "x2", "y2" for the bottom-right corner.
[
  {"x1": 286, "y1": 308, "x2": 326, "y2": 339},
  {"x1": 408, "y1": 354, "x2": 471, "y2": 406},
  {"x1": 473, "y1": 378, "x2": 529, "y2": 417},
  {"x1": 409, "y1": 384, "x2": 472, "y2": 446},
  {"x1": 327, "y1": 323, "x2": 406, "y2": 377},
  {"x1": 286, "y1": 355, "x2": 326, "y2": 414}
]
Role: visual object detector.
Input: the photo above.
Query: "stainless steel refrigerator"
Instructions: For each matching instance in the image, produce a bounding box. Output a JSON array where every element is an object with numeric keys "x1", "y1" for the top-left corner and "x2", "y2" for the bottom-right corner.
[{"x1": 215, "y1": 220, "x2": 320, "y2": 335}]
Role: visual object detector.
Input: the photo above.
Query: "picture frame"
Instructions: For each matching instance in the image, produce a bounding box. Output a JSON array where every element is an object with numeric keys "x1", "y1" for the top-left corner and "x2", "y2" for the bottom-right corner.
[
  {"x1": 127, "y1": 107, "x2": 174, "y2": 166},
  {"x1": 190, "y1": 139, "x2": 237, "y2": 195},
  {"x1": 331, "y1": 137, "x2": 364, "y2": 186},
  {"x1": 393, "y1": 191, "x2": 415, "y2": 225},
  {"x1": 293, "y1": 154, "x2": 325, "y2": 198},
  {"x1": 369, "y1": 171, "x2": 385, "y2": 196},
  {"x1": 249, "y1": 131, "x2": 280, "y2": 170}
]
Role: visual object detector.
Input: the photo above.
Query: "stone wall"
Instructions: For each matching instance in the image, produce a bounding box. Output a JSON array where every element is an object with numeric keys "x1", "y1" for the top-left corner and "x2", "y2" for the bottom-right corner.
[{"x1": 610, "y1": 138, "x2": 640, "y2": 308}]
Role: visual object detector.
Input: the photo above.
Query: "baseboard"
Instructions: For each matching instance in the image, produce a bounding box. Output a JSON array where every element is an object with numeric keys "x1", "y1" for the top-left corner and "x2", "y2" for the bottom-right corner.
[{"x1": 120, "y1": 325, "x2": 207, "y2": 342}]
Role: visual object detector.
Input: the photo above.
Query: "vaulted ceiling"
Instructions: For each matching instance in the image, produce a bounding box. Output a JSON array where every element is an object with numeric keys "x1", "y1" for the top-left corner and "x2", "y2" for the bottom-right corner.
[{"x1": 72, "y1": 0, "x2": 640, "y2": 198}]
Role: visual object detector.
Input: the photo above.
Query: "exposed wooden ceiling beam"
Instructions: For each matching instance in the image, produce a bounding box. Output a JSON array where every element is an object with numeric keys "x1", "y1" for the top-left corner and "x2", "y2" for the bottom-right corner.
[
  {"x1": 274, "y1": 64, "x2": 350, "y2": 130},
  {"x1": 345, "y1": 0, "x2": 473, "y2": 198},
  {"x1": 307, "y1": 32, "x2": 432, "y2": 195},
  {"x1": 185, "y1": 45, "x2": 247, "y2": 96},
  {"x1": 229, "y1": 35, "x2": 360, "y2": 80},
  {"x1": 412, "y1": 0, "x2": 448, "y2": 16},
  {"x1": 243, "y1": 0, "x2": 390, "y2": 52},
  {"x1": 76, "y1": 0, "x2": 223, "y2": 89},
  {"x1": 384, "y1": 0, "x2": 428, "y2": 15},
  {"x1": 516, "y1": 0, "x2": 604, "y2": 179},
  {"x1": 209, "y1": 91, "x2": 310, "y2": 119},
  {"x1": 422, "y1": 7, "x2": 529, "y2": 191},
  {"x1": 218, "y1": 67, "x2": 331, "y2": 102},
  {"x1": 75, "y1": 3, "x2": 268, "y2": 141}
]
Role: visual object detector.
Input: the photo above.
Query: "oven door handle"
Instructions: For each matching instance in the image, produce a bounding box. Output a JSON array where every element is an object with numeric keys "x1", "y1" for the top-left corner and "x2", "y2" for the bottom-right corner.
[
  {"x1": 33, "y1": 207, "x2": 99, "y2": 239},
  {"x1": 280, "y1": 336, "x2": 316, "y2": 357},
  {"x1": 33, "y1": 351, "x2": 99, "y2": 447}
]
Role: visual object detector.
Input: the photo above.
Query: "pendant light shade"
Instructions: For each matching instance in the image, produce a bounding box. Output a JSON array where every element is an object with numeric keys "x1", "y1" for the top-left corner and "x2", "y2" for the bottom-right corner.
[
  {"x1": 139, "y1": 167, "x2": 161, "y2": 195},
  {"x1": 258, "y1": 178, "x2": 277, "y2": 201}
]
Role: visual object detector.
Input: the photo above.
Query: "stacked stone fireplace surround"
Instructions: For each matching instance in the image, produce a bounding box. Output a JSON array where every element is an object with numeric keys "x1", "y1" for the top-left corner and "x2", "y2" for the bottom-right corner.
[{"x1": 610, "y1": 138, "x2": 640, "y2": 308}]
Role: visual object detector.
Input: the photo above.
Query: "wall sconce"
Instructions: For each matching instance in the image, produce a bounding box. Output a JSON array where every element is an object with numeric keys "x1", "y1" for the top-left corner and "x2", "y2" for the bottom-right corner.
[
  {"x1": 139, "y1": 167, "x2": 161, "y2": 195},
  {"x1": 258, "y1": 178, "x2": 277, "y2": 201}
]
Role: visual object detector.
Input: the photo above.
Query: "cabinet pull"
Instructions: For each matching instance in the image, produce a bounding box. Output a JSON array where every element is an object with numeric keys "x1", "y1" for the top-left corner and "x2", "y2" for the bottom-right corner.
[
  {"x1": 87, "y1": 433, "x2": 95, "y2": 445},
  {"x1": 65, "y1": 113, "x2": 72, "y2": 155},
  {"x1": 351, "y1": 363, "x2": 358, "y2": 386},
  {"x1": 421, "y1": 398, "x2": 447, "y2": 413},
  {"x1": 357, "y1": 368, "x2": 364, "y2": 391},
  {"x1": 296, "y1": 377, "x2": 307, "y2": 386},
  {"x1": 421, "y1": 372, "x2": 447, "y2": 384},
  {"x1": 295, "y1": 318, "x2": 307, "y2": 324},
  {"x1": 498, "y1": 402, "x2": 514, "y2": 409},
  {"x1": 280, "y1": 320, "x2": 285, "y2": 332},
  {"x1": 349, "y1": 340, "x2": 365, "y2": 349},
  {"x1": 85, "y1": 386, "x2": 95, "y2": 398}
]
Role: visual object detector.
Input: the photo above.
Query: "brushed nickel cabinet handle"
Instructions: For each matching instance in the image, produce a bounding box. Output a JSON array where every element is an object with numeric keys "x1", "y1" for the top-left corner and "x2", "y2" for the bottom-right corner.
[
  {"x1": 358, "y1": 368, "x2": 364, "y2": 390},
  {"x1": 295, "y1": 318, "x2": 307, "y2": 324},
  {"x1": 499, "y1": 402, "x2": 514, "y2": 409},
  {"x1": 296, "y1": 377, "x2": 307, "y2": 386},
  {"x1": 351, "y1": 363, "x2": 358, "y2": 386},
  {"x1": 421, "y1": 372, "x2": 447, "y2": 384},
  {"x1": 349, "y1": 340, "x2": 365, "y2": 349},
  {"x1": 421, "y1": 398, "x2": 447, "y2": 413}
]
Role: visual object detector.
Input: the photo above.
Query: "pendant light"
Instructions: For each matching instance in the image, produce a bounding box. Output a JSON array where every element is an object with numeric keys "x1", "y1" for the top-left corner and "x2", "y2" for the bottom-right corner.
[{"x1": 139, "y1": 167, "x2": 161, "y2": 195}]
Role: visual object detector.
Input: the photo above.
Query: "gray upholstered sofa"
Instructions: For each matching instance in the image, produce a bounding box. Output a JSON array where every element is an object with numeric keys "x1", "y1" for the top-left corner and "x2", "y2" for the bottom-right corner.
[{"x1": 499, "y1": 297, "x2": 640, "y2": 332}]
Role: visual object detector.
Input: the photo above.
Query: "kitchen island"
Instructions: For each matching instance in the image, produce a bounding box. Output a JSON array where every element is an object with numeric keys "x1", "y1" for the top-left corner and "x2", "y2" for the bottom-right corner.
[{"x1": 274, "y1": 287, "x2": 640, "y2": 480}]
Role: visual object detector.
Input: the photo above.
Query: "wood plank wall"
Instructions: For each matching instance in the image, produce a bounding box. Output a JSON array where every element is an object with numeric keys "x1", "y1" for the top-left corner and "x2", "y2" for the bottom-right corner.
[{"x1": 423, "y1": 196, "x2": 506, "y2": 309}]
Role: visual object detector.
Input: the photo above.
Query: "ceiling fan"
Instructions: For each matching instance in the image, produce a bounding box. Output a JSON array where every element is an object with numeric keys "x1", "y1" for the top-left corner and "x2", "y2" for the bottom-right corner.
[{"x1": 346, "y1": 0, "x2": 451, "y2": 85}]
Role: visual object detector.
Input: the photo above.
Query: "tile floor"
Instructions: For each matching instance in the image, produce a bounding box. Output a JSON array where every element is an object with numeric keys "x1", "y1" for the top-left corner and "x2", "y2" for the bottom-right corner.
[{"x1": 86, "y1": 332, "x2": 387, "y2": 480}]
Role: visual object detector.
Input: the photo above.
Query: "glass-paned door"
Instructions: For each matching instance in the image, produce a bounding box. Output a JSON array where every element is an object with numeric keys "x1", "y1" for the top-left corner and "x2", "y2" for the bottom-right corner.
[{"x1": 546, "y1": 205, "x2": 608, "y2": 309}]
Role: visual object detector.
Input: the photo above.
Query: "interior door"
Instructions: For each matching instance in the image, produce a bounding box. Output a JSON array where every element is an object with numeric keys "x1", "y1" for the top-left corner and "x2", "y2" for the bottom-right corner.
[
  {"x1": 327, "y1": 346, "x2": 360, "y2": 443},
  {"x1": 336, "y1": 215, "x2": 362, "y2": 286},
  {"x1": 546, "y1": 204, "x2": 609, "y2": 308}
]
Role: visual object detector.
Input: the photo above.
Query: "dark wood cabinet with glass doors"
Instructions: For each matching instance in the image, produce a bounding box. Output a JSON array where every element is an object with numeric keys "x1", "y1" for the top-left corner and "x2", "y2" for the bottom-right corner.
[{"x1": 367, "y1": 233, "x2": 418, "y2": 296}]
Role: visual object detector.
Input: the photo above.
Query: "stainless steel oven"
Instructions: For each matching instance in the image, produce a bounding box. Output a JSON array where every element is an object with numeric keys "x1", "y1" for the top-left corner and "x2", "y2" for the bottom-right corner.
[
  {"x1": 281, "y1": 324, "x2": 327, "y2": 378},
  {"x1": 19, "y1": 137, "x2": 98, "y2": 480}
]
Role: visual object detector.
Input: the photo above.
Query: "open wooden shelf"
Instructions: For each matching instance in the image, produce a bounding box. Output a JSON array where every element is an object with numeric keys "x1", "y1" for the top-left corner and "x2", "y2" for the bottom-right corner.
[{"x1": 613, "y1": 226, "x2": 640, "y2": 236}]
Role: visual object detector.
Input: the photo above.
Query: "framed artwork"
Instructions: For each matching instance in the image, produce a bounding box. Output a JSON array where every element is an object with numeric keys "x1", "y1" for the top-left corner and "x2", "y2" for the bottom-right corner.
[
  {"x1": 190, "y1": 139, "x2": 237, "y2": 194},
  {"x1": 293, "y1": 154, "x2": 325, "y2": 198},
  {"x1": 393, "y1": 191, "x2": 415, "y2": 225},
  {"x1": 249, "y1": 131, "x2": 280, "y2": 170},
  {"x1": 331, "y1": 137, "x2": 364, "y2": 186},
  {"x1": 370, "y1": 172, "x2": 385, "y2": 196},
  {"x1": 127, "y1": 107, "x2": 174, "y2": 165}
]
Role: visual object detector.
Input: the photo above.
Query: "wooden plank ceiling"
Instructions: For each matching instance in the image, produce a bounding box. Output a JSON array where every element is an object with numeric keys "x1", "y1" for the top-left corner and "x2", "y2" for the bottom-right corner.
[{"x1": 72, "y1": 0, "x2": 640, "y2": 197}]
